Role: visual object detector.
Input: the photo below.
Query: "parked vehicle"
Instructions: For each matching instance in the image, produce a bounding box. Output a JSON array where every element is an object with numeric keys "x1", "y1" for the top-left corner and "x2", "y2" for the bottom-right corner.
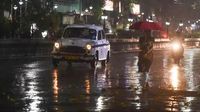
[{"x1": 51, "y1": 24, "x2": 110, "y2": 68}]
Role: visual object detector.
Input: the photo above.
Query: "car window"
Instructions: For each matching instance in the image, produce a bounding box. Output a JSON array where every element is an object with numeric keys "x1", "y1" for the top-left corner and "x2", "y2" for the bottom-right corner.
[
  {"x1": 63, "y1": 28, "x2": 96, "y2": 40},
  {"x1": 98, "y1": 31, "x2": 102, "y2": 40},
  {"x1": 102, "y1": 30, "x2": 106, "y2": 39}
]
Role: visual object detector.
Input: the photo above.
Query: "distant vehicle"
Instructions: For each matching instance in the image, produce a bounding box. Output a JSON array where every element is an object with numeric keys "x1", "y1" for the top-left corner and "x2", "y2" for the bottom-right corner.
[{"x1": 51, "y1": 24, "x2": 110, "y2": 68}]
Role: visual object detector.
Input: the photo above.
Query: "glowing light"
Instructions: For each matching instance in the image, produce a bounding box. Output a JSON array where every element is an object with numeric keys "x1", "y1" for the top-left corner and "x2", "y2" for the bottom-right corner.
[
  {"x1": 119, "y1": 1, "x2": 121, "y2": 13},
  {"x1": 23, "y1": 62, "x2": 43, "y2": 112},
  {"x1": 13, "y1": 5, "x2": 18, "y2": 10},
  {"x1": 42, "y1": 30, "x2": 48, "y2": 38},
  {"x1": 53, "y1": 69, "x2": 59, "y2": 97},
  {"x1": 85, "y1": 79, "x2": 90, "y2": 94},
  {"x1": 170, "y1": 65, "x2": 179, "y2": 90},
  {"x1": 165, "y1": 21, "x2": 170, "y2": 26},
  {"x1": 54, "y1": 4, "x2": 58, "y2": 9},
  {"x1": 95, "y1": 96, "x2": 104, "y2": 111},
  {"x1": 103, "y1": 0, "x2": 113, "y2": 11},
  {"x1": 130, "y1": 3, "x2": 140, "y2": 15}
]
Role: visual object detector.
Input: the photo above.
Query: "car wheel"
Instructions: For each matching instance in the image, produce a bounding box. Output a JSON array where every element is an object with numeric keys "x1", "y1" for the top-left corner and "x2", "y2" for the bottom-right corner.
[
  {"x1": 90, "y1": 52, "x2": 98, "y2": 68},
  {"x1": 90, "y1": 60, "x2": 97, "y2": 68},
  {"x1": 52, "y1": 59, "x2": 59, "y2": 68}
]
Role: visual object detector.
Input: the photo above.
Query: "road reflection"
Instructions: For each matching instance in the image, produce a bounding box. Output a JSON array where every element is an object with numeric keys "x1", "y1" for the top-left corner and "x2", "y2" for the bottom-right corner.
[
  {"x1": 19, "y1": 62, "x2": 43, "y2": 112},
  {"x1": 170, "y1": 65, "x2": 180, "y2": 90},
  {"x1": 85, "y1": 76, "x2": 91, "y2": 94},
  {"x1": 53, "y1": 69, "x2": 59, "y2": 102},
  {"x1": 94, "y1": 66, "x2": 110, "y2": 111}
]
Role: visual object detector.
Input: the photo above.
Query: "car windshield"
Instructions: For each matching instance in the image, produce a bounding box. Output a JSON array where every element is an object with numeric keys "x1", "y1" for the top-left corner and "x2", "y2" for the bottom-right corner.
[{"x1": 63, "y1": 28, "x2": 96, "y2": 40}]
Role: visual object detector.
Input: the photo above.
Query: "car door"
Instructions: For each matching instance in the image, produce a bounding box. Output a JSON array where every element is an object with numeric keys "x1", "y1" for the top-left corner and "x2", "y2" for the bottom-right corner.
[
  {"x1": 101, "y1": 30, "x2": 108, "y2": 60},
  {"x1": 97, "y1": 30, "x2": 104, "y2": 60}
]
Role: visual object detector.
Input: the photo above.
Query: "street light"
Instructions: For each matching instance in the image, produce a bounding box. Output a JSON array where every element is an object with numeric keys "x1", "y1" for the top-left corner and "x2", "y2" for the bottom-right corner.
[
  {"x1": 101, "y1": 15, "x2": 108, "y2": 30},
  {"x1": 13, "y1": 5, "x2": 18, "y2": 17},
  {"x1": 13, "y1": 5, "x2": 18, "y2": 38},
  {"x1": 19, "y1": 0, "x2": 23, "y2": 35},
  {"x1": 179, "y1": 22, "x2": 183, "y2": 27},
  {"x1": 54, "y1": 4, "x2": 58, "y2": 9},
  {"x1": 165, "y1": 21, "x2": 170, "y2": 38},
  {"x1": 89, "y1": 6, "x2": 93, "y2": 10},
  {"x1": 85, "y1": 9, "x2": 89, "y2": 24},
  {"x1": 24, "y1": 0, "x2": 28, "y2": 16},
  {"x1": 128, "y1": 18, "x2": 133, "y2": 22}
]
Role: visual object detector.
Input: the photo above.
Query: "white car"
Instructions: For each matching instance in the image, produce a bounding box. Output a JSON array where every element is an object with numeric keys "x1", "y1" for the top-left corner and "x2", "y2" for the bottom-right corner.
[{"x1": 51, "y1": 24, "x2": 110, "y2": 68}]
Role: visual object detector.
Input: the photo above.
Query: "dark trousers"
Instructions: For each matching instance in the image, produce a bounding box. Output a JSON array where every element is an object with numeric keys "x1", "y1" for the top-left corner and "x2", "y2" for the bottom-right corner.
[{"x1": 138, "y1": 50, "x2": 153, "y2": 72}]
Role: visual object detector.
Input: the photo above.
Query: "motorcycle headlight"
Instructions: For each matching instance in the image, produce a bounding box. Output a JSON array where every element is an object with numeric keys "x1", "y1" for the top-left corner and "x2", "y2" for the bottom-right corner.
[
  {"x1": 86, "y1": 44, "x2": 92, "y2": 50},
  {"x1": 54, "y1": 42, "x2": 60, "y2": 49},
  {"x1": 172, "y1": 42, "x2": 181, "y2": 51}
]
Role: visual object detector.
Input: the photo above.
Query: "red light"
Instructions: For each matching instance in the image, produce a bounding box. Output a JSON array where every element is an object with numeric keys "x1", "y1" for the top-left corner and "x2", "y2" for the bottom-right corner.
[{"x1": 161, "y1": 31, "x2": 168, "y2": 38}]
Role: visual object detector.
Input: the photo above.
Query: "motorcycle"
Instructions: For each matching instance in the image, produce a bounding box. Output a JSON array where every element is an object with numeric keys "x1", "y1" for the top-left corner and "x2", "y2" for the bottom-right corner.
[{"x1": 170, "y1": 40, "x2": 184, "y2": 65}]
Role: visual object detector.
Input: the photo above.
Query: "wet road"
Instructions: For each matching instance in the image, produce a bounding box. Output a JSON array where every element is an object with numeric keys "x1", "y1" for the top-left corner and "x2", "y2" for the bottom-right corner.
[{"x1": 1, "y1": 48, "x2": 200, "y2": 112}]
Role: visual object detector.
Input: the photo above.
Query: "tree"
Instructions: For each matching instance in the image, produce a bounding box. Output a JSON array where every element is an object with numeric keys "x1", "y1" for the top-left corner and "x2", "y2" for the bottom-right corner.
[
  {"x1": 90, "y1": 0, "x2": 104, "y2": 24},
  {"x1": 0, "y1": 0, "x2": 12, "y2": 38}
]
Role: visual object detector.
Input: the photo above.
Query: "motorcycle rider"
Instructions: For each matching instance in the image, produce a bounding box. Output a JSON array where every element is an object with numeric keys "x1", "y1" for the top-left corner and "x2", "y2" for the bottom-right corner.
[{"x1": 138, "y1": 30, "x2": 154, "y2": 72}]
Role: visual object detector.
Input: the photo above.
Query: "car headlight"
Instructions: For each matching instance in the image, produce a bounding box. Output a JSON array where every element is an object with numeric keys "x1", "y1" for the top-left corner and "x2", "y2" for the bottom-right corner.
[
  {"x1": 54, "y1": 42, "x2": 60, "y2": 49},
  {"x1": 86, "y1": 44, "x2": 92, "y2": 50}
]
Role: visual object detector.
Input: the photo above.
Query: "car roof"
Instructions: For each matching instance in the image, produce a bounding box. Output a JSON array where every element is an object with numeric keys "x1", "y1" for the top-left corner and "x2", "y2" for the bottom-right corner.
[{"x1": 65, "y1": 24, "x2": 103, "y2": 31}]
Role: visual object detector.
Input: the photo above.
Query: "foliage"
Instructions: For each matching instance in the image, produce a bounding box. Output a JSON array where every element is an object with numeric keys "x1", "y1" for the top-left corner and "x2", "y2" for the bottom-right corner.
[
  {"x1": 90, "y1": 0, "x2": 104, "y2": 24},
  {"x1": 190, "y1": 31, "x2": 200, "y2": 38}
]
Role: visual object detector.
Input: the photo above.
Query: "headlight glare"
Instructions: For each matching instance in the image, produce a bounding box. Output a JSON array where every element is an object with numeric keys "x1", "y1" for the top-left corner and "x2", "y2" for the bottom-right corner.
[
  {"x1": 54, "y1": 42, "x2": 60, "y2": 49},
  {"x1": 172, "y1": 42, "x2": 181, "y2": 51},
  {"x1": 86, "y1": 44, "x2": 92, "y2": 50}
]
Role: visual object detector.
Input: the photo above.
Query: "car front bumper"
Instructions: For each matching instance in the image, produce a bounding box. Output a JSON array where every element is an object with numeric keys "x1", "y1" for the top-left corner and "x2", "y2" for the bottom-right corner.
[{"x1": 52, "y1": 52, "x2": 95, "y2": 62}]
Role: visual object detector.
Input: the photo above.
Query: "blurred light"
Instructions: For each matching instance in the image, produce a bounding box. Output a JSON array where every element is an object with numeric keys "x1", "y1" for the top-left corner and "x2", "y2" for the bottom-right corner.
[
  {"x1": 13, "y1": 5, "x2": 18, "y2": 10},
  {"x1": 109, "y1": 29, "x2": 112, "y2": 33},
  {"x1": 128, "y1": 18, "x2": 133, "y2": 22},
  {"x1": 95, "y1": 96, "x2": 104, "y2": 111},
  {"x1": 101, "y1": 15, "x2": 108, "y2": 20},
  {"x1": 119, "y1": 1, "x2": 121, "y2": 13},
  {"x1": 130, "y1": 3, "x2": 140, "y2": 15},
  {"x1": 103, "y1": 0, "x2": 114, "y2": 11},
  {"x1": 148, "y1": 19, "x2": 154, "y2": 22},
  {"x1": 30, "y1": 23, "x2": 37, "y2": 34},
  {"x1": 53, "y1": 69, "x2": 59, "y2": 102},
  {"x1": 85, "y1": 9, "x2": 89, "y2": 12},
  {"x1": 42, "y1": 30, "x2": 48, "y2": 38},
  {"x1": 165, "y1": 21, "x2": 170, "y2": 26},
  {"x1": 54, "y1": 42, "x2": 60, "y2": 49},
  {"x1": 19, "y1": 0, "x2": 23, "y2": 5},
  {"x1": 89, "y1": 6, "x2": 93, "y2": 10},
  {"x1": 179, "y1": 23, "x2": 183, "y2": 27},
  {"x1": 170, "y1": 65, "x2": 179, "y2": 90},
  {"x1": 85, "y1": 79, "x2": 90, "y2": 94},
  {"x1": 54, "y1": 4, "x2": 58, "y2": 9},
  {"x1": 86, "y1": 44, "x2": 92, "y2": 50},
  {"x1": 162, "y1": 32, "x2": 167, "y2": 38}
]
